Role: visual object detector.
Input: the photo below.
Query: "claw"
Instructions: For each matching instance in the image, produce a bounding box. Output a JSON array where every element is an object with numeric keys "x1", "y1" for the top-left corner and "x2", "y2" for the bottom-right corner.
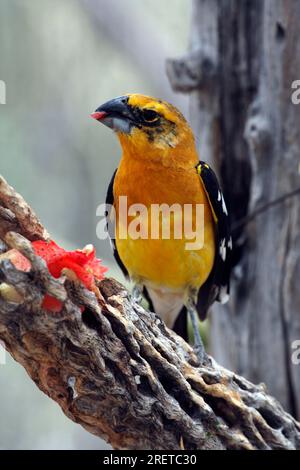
[{"x1": 186, "y1": 299, "x2": 209, "y2": 365}]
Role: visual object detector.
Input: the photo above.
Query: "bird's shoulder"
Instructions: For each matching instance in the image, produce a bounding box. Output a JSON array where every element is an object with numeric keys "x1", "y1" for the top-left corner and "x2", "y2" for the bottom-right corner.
[{"x1": 195, "y1": 161, "x2": 232, "y2": 317}]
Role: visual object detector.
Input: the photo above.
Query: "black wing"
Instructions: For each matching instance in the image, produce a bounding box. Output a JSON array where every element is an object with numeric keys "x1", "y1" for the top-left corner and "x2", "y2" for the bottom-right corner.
[
  {"x1": 196, "y1": 161, "x2": 232, "y2": 320},
  {"x1": 105, "y1": 169, "x2": 129, "y2": 278}
]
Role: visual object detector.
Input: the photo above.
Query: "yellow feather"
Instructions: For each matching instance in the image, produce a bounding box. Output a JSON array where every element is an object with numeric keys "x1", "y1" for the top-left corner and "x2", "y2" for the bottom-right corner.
[{"x1": 113, "y1": 95, "x2": 216, "y2": 295}]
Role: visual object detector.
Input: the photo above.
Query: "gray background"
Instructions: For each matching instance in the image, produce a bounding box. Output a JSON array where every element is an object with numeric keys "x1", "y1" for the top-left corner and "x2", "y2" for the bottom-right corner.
[{"x1": 0, "y1": 0, "x2": 189, "y2": 450}]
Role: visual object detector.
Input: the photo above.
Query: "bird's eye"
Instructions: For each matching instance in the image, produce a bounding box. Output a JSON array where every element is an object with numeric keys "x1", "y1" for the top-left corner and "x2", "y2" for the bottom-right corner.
[{"x1": 141, "y1": 109, "x2": 160, "y2": 123}]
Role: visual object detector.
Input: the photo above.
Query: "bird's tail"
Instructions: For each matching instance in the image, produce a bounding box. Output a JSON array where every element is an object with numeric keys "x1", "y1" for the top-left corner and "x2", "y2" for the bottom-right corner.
[{"x1": 172, "y1": 306, "x2": 188, "y2": 342}]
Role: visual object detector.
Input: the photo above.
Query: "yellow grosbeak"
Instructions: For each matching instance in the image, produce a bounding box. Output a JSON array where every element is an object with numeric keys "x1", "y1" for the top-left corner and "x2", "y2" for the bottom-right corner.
[{"x1": 91, "y1": 94, "x2": 232, "y2": 362}]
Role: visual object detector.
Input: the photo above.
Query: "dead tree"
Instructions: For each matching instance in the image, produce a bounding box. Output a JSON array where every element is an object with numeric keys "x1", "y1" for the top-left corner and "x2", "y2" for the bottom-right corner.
[
  {"x1": 167, "y1": 0, "x2": 300, "y2": 419},
  {"x1": 0, "y1": 175, "x2": 300, "y2": 450}
]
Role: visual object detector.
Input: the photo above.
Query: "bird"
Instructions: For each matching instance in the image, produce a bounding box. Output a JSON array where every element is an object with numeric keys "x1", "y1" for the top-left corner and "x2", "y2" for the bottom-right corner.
[{"x1": 91, "y1": 94, "x2": 232, "y2": 363}]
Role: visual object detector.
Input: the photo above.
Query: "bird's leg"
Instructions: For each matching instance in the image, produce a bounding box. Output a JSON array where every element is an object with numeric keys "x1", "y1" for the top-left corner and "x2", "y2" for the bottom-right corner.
[
  {"x1": 186, "y1": 300, "x2": 209, "y2": 365},
  {"x1": 131, "y1": 284, "x2": 143, "y2": 305}
]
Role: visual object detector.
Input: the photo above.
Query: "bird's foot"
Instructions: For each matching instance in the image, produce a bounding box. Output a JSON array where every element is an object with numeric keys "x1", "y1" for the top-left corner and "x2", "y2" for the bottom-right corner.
[
  {"x1": 187, "y1": 301, "x2": 210, "y2": 366},
  {"x1": 131, "y1": 284, "x2": 143, "y2": 306},
  {"x1": 194, "y1": 344, "x2": 211, "y2": 367}
]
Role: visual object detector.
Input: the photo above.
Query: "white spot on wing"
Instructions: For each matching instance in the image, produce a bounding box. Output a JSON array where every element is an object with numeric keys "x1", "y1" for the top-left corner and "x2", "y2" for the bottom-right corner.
[
  {"x1": 218, "y1": 285, "x2": 230, "y2": 304},
  {"x1": 220, "y1": 286, "x2": 230, "y2": 304},
  {"x1": 221, "y1": 195, "x2": 228, "y2": 215},
  {"x1": 219, "y1": 238, "x2": 226, "y2": 261},
  {"x1": 228, "y1": 237, "x2": 233, "y2": 250},
  {"x1": 218, "y1": 191, "x2": 221, "y2": 201}
]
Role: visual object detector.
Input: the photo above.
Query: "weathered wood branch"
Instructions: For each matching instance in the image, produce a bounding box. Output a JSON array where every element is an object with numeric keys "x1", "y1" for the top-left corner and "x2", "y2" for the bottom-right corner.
[
  {"x1": 0, "y1": 175, "x2": 299, "y2": 450},
  {"x1": 166, "y1": 49, "x2": 217, "y2": 93}
]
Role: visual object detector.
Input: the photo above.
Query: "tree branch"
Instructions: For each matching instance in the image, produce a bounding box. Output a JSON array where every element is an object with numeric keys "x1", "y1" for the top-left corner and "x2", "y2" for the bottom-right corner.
[
  {"x1": 166, "y1": 49, "x2": 217, "y2": 93},
  {"x1": 0, "y1": 174, "x2": 299, "y2": 450}
]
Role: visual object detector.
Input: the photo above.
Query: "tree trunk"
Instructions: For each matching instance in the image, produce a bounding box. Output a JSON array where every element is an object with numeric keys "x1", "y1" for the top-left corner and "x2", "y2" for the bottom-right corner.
[
  {"x1": 167, "y1": 0, "x2": 300, "y2": 419},
  {"x1": 1, "y1": 174, "x2": 300, "y2": 450}
]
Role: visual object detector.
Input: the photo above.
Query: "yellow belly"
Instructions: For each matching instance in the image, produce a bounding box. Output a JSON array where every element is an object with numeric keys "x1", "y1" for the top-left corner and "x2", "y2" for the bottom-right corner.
[
  {"x1": 116, "y1": 225, "x2": 215, "y2": 291},
  {"x1": 114, "y1": 158, "x2": 216, "y2": 293}
]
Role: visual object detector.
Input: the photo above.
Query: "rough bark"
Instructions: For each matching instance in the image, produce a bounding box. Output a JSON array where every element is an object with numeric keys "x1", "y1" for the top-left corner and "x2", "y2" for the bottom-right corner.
[
  {"x1": 0, "y1": 175, "x2": 300, "y2": 450},
  {"x1": 167, "y1": 0, "x2": 300, "y2": 419}
]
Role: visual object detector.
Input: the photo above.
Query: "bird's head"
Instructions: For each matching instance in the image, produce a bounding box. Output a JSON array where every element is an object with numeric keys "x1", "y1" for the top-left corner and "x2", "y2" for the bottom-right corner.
[{"x1": 91, "y1": 94, "x2": 196, "y2": 164}]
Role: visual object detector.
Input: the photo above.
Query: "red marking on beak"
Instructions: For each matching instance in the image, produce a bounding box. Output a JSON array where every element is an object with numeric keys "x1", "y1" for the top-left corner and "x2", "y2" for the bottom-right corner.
[{"x1": 90, "y1": 111, "x2": 107, "y2": 121}]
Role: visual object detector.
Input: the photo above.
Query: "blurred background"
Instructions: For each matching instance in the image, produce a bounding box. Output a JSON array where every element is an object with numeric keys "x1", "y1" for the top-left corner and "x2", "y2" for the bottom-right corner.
[
  {"x1": 1, "y1": 0, "x2": 300, "y2": 451},
  {"x1": 0, "y1": 0, "x2": 190, "y2": 450}
]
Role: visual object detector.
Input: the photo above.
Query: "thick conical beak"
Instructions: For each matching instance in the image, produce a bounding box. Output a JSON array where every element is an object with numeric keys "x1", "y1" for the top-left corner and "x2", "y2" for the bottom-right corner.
[{"x1": 90, "y1": 96, "x2": 133, "y2": 133}]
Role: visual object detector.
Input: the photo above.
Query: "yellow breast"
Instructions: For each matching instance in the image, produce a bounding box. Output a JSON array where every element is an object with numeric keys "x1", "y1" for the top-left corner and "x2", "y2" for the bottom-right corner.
[{"x1": 113, "y1": 156, "x2": 215, "y2": 293}]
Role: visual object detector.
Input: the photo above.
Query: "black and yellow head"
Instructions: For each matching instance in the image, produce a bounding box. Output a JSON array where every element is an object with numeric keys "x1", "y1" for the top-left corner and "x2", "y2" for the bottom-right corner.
[{"x1": 91, "y1": 94, "x2": 194, "y2": 151}]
